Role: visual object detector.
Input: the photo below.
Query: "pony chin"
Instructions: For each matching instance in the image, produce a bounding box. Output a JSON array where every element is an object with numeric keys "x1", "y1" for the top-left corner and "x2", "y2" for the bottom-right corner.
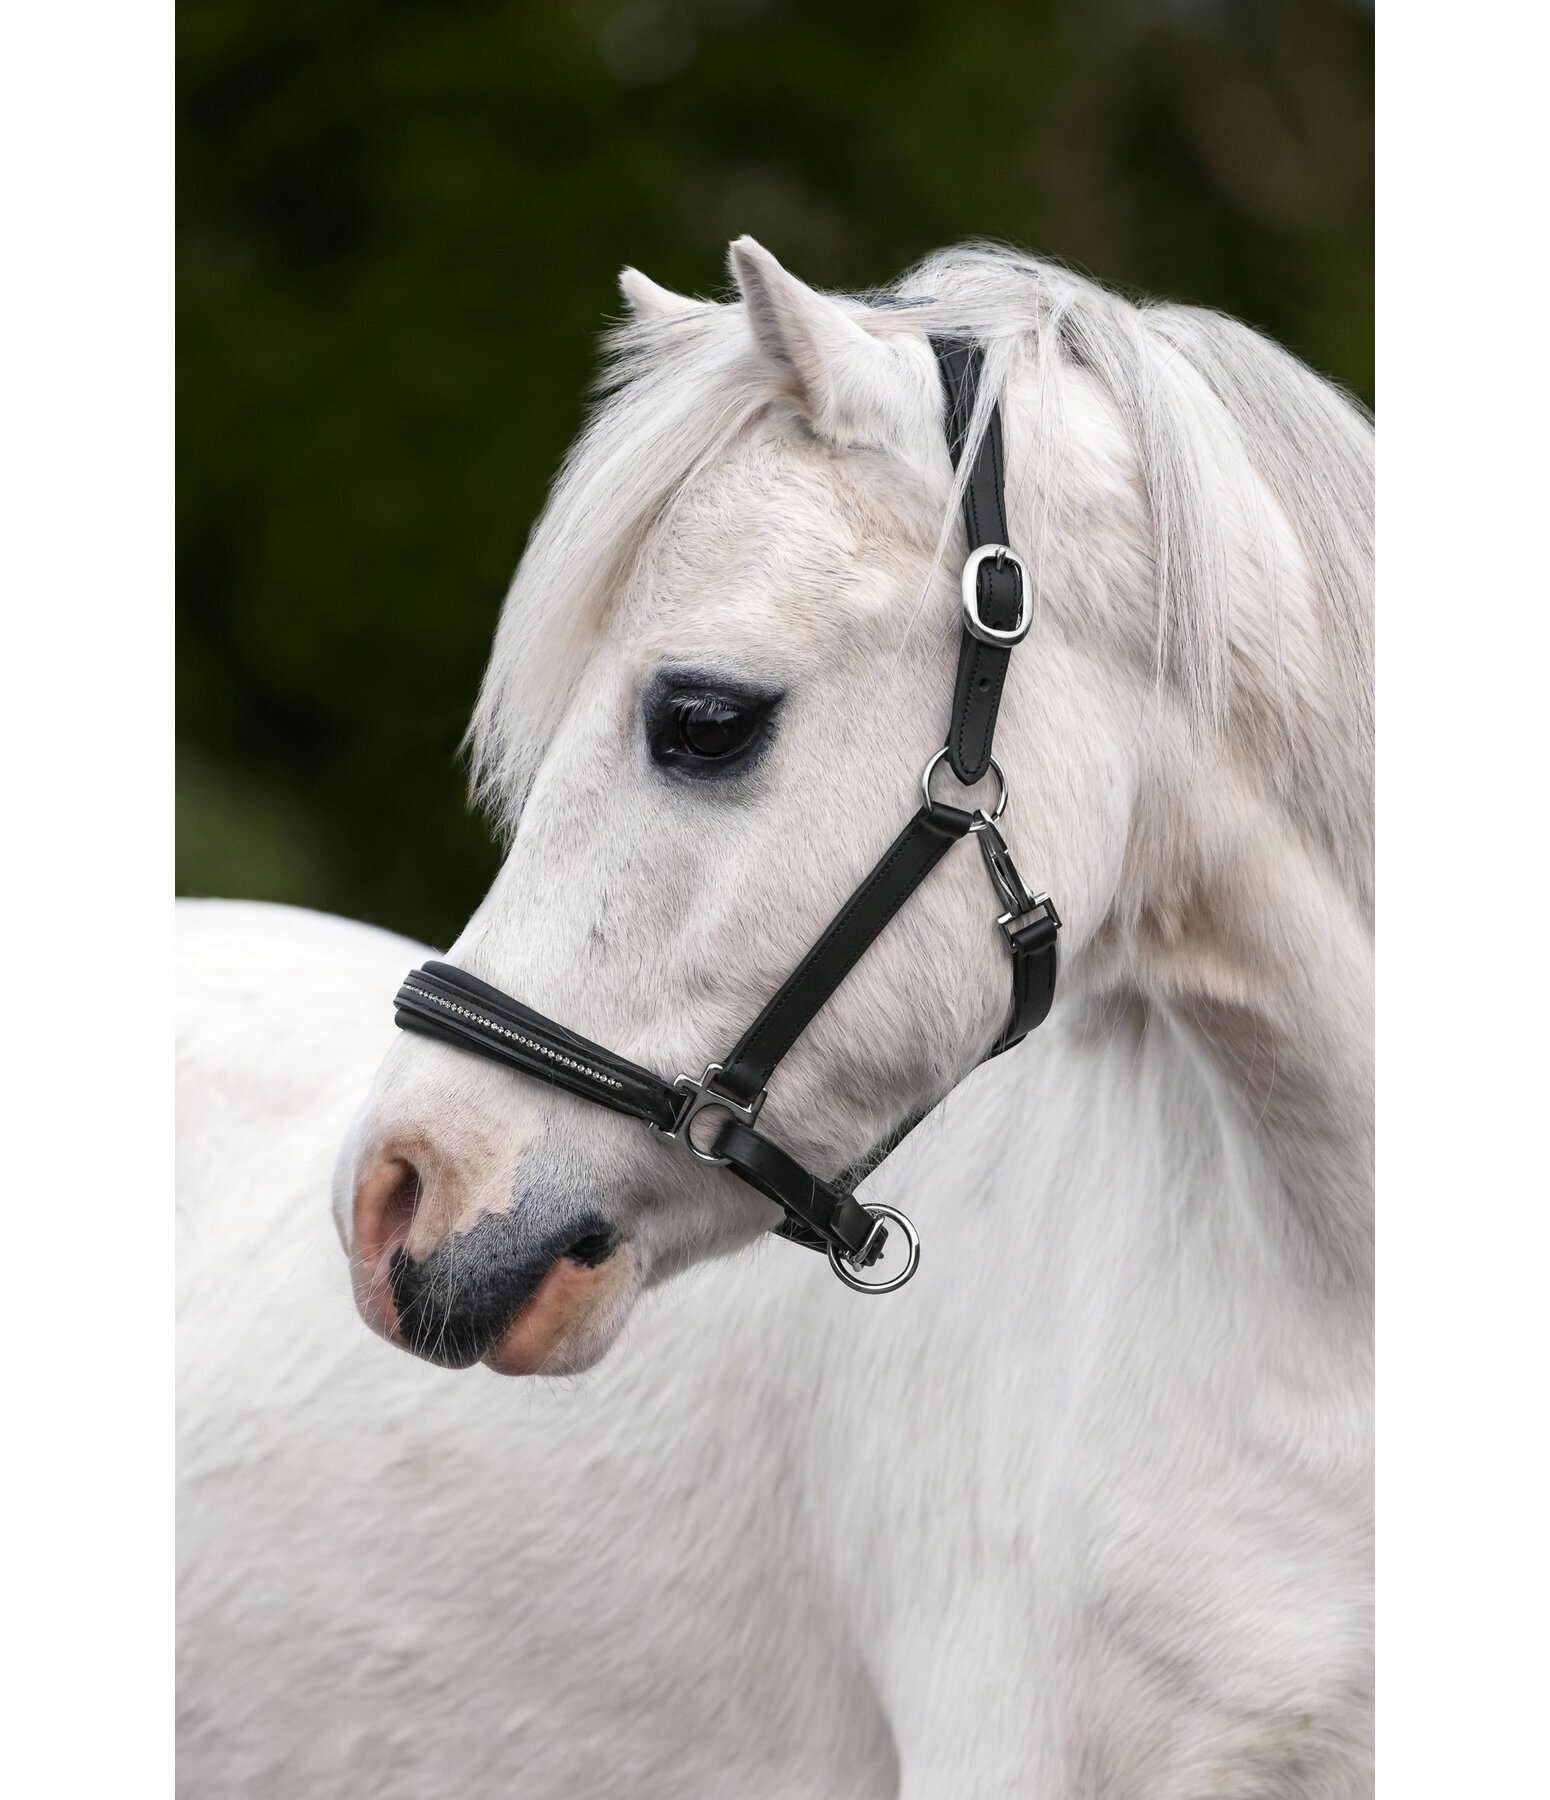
[{"x1": 483, "y1": 1238, "x2": 642, "y2": 1377}]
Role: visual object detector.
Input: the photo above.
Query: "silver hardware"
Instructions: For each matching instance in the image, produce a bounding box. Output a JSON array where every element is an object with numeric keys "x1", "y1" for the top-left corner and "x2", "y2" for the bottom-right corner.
[
  {"x1": 827, "y1": 1204, "x2": 921, "y2": 1294},
  {"x1": 648, "y1": 1063, "x2": 766, "y2": 1166},
  {"x1": 961, "y1": 543, "x2": 1032, "y2": 646},
  {"x1": 976, "y1": 818, "x2": 1031, "y2": 917},
  {"x1": 998, "y1": 891, "x2": 1059, "y2": 946},
  {"x1": 920, "y1": 746, "x2": 1008, "y2": 827}
]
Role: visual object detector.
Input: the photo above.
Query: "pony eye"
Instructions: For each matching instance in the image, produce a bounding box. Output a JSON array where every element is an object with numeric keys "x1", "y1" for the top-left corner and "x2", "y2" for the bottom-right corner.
[
  {"x1": 645, "y1": 674, "x2": 781, "y2": 778},
  {"x1": 672, "y1": 697, "x2": 759, "y2": 760}
]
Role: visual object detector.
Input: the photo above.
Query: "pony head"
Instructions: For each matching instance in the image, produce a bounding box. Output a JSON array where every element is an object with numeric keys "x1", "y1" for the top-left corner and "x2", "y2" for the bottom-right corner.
[{"x1": 335, "y1": 238, "x2": 1372, "y2": 1375}]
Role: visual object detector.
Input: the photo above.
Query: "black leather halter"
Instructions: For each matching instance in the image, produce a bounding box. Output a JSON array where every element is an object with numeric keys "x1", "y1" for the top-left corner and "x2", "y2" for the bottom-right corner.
[{"x1": 394, "y1": 340, "x2": 1060, "y2": 1293}]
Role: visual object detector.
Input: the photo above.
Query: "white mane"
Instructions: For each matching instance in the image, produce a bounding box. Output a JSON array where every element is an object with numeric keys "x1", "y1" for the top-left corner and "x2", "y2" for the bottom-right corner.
[{"x1": 469, "y1": 245, "x2": 1373, "y2": 905}]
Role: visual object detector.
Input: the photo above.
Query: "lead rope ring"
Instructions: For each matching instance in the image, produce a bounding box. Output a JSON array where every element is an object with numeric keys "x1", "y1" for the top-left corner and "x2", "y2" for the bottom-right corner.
[{"x1": 827, "y1": 1204, "x2": 922, "y2": 1294}]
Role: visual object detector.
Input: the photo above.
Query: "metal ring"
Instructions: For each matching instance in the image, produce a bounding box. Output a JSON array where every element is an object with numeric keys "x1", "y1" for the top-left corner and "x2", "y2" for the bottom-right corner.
[
  {"x1": 827, "y1": 1204, "x2": 922, "y2": 1294},
  {"x1": 920, "y1": 746, "x2": 1008, "y2": 826}
]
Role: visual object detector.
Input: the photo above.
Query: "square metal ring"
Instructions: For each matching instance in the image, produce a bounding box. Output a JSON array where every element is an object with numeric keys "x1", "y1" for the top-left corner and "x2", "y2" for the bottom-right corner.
[{"x1": 647, "y1": 1063, "x2": 765, "y2": 1166}]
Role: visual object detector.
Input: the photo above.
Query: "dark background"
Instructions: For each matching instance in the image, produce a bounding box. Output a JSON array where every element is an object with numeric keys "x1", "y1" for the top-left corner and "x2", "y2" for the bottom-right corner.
[{"x1": 178, "y1": 0, "x2": 1373, "y2": 949}]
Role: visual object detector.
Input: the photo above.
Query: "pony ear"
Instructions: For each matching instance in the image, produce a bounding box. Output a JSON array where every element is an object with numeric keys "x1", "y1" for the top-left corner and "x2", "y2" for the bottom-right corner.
[
  {"x1": 618, "y1": 267, "x2": 705, "y2": 322},
  {"x1": 728, "y1": 236, "x2": 904, "y2": 448}
]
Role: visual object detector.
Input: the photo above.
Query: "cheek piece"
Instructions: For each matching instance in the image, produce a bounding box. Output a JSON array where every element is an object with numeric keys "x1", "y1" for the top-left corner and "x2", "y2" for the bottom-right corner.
[{"x1": 392, "y1": 340, "x2": 1061, "y2": 1294}]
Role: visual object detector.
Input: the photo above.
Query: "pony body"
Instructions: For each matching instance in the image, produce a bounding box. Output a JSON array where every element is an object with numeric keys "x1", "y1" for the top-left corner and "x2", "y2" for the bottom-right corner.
[
  {"x1": 179, "y1": 240, "x2": 1372, "y2": 1794},
  {"x1": 179, "y1": 899, "x2": 1369, "y2": 1795}
]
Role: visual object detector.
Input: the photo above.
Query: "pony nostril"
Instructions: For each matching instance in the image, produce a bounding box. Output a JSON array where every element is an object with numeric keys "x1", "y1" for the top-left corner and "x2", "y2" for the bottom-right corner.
[
  {"x1": 354, "y1": 1156, "x2": 423, "y2": 1290},
  {"x1": 564, "y1": 1228, "x2": 618, "y2": 1268},
  {"x1": 382, "y1": 1162, "x2": 420, "y2": 1238}
]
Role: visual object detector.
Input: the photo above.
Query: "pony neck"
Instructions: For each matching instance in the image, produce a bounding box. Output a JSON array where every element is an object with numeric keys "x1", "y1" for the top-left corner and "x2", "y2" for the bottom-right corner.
[{"x1": 1076, "y1": 756, "x2": 1373, "y2": 1293}]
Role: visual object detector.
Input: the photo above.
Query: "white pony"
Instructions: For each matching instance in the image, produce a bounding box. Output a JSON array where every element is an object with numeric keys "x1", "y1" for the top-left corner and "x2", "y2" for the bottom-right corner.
[{"x1": 178, "y1": 238, "x2": 1373, "y2": 1797}]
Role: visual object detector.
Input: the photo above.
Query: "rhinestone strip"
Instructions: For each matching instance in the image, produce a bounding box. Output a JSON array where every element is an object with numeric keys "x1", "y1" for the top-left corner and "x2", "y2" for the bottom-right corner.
[{"x1": 406, "y1": 983, "x2": 625, "y2": 1093}]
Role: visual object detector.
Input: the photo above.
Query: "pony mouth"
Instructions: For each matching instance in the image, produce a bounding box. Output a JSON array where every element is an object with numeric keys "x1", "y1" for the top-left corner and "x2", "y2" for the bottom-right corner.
[
  {"x1": 481, "y1": 1239, "x2": 638, "y2": 1375},
  {"x1": 379, "y1": 1207, "x2": 635, "y2": 1375}
]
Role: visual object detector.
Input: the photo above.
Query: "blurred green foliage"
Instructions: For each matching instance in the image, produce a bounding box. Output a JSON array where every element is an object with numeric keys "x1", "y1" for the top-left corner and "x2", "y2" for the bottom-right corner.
[{"x1": 179, "y1": 0, "x2": 1372, "y2": 947}]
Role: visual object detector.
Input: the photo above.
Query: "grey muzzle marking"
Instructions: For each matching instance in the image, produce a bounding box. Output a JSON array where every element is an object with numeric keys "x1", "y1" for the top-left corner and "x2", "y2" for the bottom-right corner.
[{"x1": 390, "y1": 1208, "x2": 618, "y2": 1369}]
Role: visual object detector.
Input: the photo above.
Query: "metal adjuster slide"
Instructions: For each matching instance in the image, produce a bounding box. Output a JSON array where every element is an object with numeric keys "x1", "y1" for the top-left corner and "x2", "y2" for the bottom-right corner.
[
  {"x1": 648, "y1": 1063, "x2": 766, "y2": 1166},
  {"x1": 998, "y1": 893, "x2": 1060, "y2": 951},
  {"x1": 961, "y1": 544, "x2": 1032, "y2": 646}
]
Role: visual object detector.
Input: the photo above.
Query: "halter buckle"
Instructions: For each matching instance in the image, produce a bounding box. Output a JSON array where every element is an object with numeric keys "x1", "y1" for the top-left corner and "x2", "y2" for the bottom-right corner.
[
  {"x1": 961, "y1": 543, "x2": 1032, "y2": 646},
  {"x1": 648, "y1": 1064, "x2": 766, "y2": 1166}
]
